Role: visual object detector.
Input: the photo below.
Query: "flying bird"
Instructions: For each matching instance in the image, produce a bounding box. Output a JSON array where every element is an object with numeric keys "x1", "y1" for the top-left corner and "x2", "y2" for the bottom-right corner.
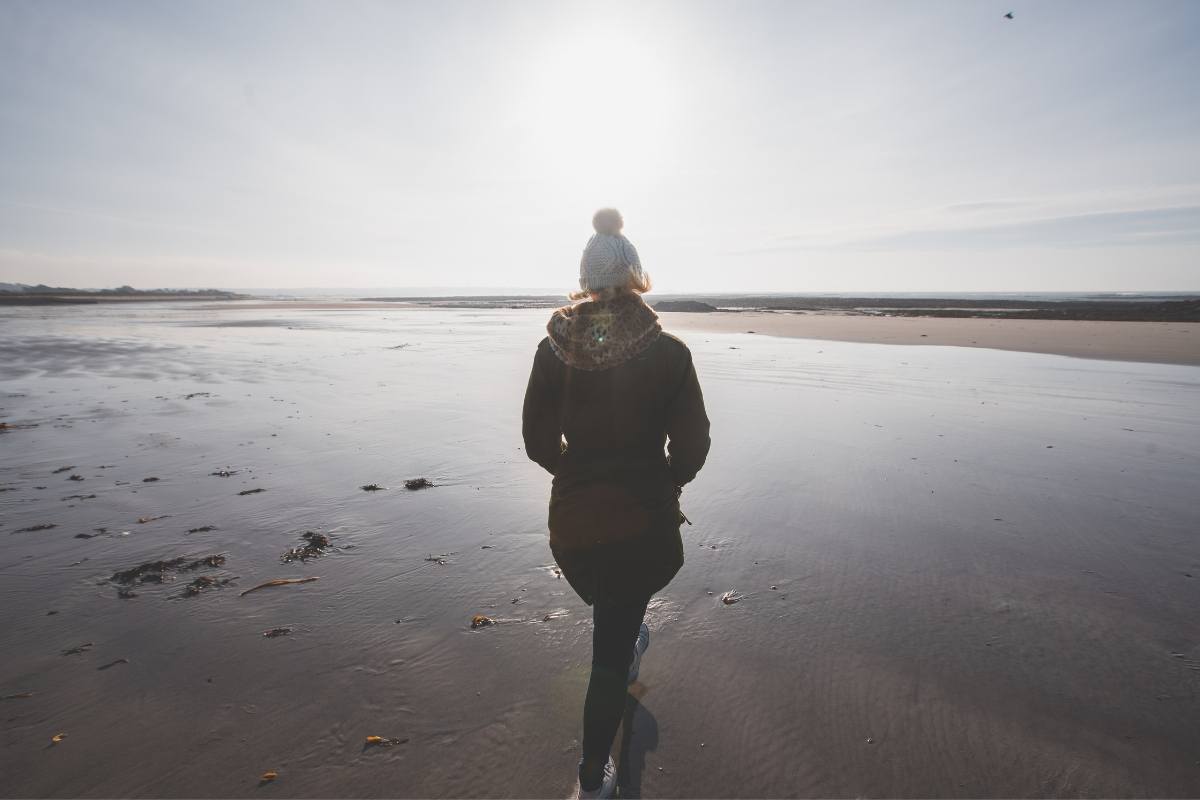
[{"x1": 1003, "y1": 11, "x2": 1014, "y2": 19}]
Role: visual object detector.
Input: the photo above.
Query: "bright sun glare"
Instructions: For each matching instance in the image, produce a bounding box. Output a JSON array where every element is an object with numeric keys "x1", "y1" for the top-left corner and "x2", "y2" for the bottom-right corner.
[{"x1": 518, "y1": 29, "x2": 675, "y2": 196}]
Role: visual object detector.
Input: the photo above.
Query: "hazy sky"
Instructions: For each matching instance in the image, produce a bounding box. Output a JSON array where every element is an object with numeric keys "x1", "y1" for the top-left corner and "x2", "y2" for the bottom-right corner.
[{"x1": 1, "y1": 0, "x2": 1198, "y2": 292}]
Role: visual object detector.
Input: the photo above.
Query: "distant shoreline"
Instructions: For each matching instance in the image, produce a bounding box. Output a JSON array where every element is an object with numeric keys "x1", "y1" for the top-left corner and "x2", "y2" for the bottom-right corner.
[
  {"x1": 6, "y1": 287, "x2": 1194, "y2": 320},
  {"x1": 665, "y1": 311, "x2": 1199, "y2": 366},
  {"x1": 0, "y1": 291, "x2": 246, "y2": 305},
  {"x1": 178, "y1": 297, "x2": 1200, "y2": 365},
  {"x1": 358, "y1": 293, "x2": 1200, "y2": 323}
]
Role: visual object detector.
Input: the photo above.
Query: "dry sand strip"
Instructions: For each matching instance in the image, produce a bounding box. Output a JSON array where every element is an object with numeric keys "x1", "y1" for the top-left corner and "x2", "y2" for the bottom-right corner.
[{"x1": 663, "y1": 311, "x2": 1200, "y2": 366}]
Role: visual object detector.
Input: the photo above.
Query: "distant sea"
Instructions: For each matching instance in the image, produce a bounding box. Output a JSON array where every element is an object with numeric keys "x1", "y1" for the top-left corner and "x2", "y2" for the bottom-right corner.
[{"x1": 235, "y1": 287, "x2": 1198, "y2": 302}]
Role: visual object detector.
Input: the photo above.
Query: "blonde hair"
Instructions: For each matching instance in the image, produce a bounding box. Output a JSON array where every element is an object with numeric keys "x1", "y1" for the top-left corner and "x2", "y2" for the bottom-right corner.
[{"x1": 568, "y1": 271, "x2": 652, "y2": 303}]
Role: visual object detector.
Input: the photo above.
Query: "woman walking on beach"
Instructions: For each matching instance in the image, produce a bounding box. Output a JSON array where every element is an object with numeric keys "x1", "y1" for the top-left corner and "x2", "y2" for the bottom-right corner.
[{"x1": 523, "y1": 208, "x2": 711, "y2": 798}]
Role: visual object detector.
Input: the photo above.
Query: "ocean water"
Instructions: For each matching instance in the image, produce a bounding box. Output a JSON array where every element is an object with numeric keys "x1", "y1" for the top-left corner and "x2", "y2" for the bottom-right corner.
[
  {"x1": 1, "y1": 301, "x2": 1198, "y2": 797},
  {"x1": 230, "y1": 289, "x2": 1199, "y2": 301}
]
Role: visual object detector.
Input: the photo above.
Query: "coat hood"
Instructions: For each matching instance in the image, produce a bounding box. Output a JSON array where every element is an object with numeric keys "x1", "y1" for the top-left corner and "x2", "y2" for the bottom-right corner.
[{"x1": 546, "y1": 294, "x2": 662, "y2": 372}]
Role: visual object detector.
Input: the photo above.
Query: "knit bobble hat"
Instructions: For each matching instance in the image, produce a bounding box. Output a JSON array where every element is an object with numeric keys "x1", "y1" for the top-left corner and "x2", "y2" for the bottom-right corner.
[{"x1": 579, "y1": 208, "x2": 644, "y2": 292}]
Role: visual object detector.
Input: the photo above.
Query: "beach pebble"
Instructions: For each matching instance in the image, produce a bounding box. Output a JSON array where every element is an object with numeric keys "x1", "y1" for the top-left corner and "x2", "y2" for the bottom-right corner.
[{"x1": 365, "y1": 735, "x2": 408, "y2": 747}]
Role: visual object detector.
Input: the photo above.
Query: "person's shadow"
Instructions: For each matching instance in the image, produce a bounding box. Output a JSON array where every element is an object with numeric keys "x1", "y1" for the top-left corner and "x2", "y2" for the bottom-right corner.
[{"x1": 616, "y1": 687, "x2": 659, "y2": 799}]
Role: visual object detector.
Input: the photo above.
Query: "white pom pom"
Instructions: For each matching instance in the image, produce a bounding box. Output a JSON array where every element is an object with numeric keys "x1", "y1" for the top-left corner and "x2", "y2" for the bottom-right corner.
[{"x1": 592, "y1": 208, "x2": 623, "y2": 235}]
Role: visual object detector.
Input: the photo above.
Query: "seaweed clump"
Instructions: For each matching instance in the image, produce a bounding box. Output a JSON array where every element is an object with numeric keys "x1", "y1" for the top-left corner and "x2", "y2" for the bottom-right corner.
[
  {"x1": 14, "y1": 523, "x2": 56, "y2": 533},
  {"x1": 281, "y1": 531, "x2": 332, "y2": 563},
  {"x1": 110, "y1": 554, "x2": 226, "y2": 584},
  {"x1": 109, "y1": 554, "x2": 229, "y2": 598},
  {"x1": 183, "y1": 575, "x2": 235, "y2": 597}
]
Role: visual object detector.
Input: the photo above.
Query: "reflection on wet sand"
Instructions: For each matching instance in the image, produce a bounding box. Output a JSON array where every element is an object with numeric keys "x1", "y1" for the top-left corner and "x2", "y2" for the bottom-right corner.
[{"x1": 0, "y1": 302, "x2": 1198, "y2": 797}]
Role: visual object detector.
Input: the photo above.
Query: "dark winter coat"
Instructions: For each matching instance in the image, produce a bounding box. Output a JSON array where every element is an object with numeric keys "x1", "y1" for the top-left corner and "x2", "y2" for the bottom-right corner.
[{"x1": 522, "y1": 302, "x2": 711, "y2": 605}]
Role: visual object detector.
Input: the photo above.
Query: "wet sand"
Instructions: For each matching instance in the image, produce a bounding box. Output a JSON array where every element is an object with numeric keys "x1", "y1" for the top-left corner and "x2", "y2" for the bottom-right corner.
[
  {"x1": 1, "y1": 302, "x2": 1199, "y2": 797},
  {"x1": 665, "y1": 310, "x2": 1200, "y2": 366}
]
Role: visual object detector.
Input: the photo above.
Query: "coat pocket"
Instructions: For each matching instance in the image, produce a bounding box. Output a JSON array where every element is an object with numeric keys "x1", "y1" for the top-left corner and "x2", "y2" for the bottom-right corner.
[{"x1": 548, "y1": 481, "x2": 654, "y2": 549}]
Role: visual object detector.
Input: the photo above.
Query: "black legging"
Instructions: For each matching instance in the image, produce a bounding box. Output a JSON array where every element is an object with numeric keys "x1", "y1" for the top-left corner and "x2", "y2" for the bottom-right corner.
[{"x1": 579, "y1": 592, "x2": 651, "y2": 785}]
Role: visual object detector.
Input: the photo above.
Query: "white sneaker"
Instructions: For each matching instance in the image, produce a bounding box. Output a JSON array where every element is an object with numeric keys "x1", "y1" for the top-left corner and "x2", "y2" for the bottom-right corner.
[
  {"x1": 571, "y1": 756, "x2": 616, "y2": 799},
  {"x1": 627, "y1": 622, "x2": 650, "y2": 684}
]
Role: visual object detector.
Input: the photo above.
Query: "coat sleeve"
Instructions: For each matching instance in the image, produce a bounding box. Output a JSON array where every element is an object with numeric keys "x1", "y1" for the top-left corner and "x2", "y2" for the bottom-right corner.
[
  {"x1": 665, "y1": 348, "x2": 711, "y2": 487},
  {"x1": 522, "y1": 341, "x2": 562, "y2": 475}
]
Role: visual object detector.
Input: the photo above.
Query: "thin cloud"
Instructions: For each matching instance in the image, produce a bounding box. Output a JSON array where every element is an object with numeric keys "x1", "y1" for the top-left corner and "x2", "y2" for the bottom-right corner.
[
  {"x1": 0, "y1": 199, "x2": 217, "y2": 237},
  {"x1": 842, "y1": 205, "x2": 1200, "y2": 251},
  {"x1": 734, "y1": 204, "x2": 1200, "y2": 255},
  {"x1": 943, "y1": 200, "x2": 1033, "y2": 214}
]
